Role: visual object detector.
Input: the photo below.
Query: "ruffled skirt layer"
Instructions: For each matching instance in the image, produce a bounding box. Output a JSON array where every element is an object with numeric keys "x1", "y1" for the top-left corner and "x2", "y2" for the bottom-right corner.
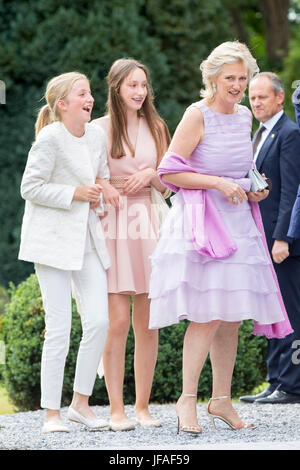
[{"x1": 148, "y1": 190, "x2": 285, "y2": 329}]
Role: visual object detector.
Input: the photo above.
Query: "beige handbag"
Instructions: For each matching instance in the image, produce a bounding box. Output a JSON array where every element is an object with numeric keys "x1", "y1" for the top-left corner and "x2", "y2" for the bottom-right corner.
[{"x1": 151, "y1": 186, "x2": 171, "y2": 227}]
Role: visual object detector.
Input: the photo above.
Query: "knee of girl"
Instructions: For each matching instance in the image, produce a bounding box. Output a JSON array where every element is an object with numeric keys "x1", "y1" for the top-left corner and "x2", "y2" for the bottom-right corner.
[
  {"x1": 44, "y1": 327, "x2": 71, "y2": 344},
  {"x1": 43, "y1": 333, "x2": 70, "y2": 358},
  {"x1": 108, "y1": 317, "x2": 130, "y2": 337},
  {"x1": 84, "y1": 316, "x2": 109, "y2": 336}
]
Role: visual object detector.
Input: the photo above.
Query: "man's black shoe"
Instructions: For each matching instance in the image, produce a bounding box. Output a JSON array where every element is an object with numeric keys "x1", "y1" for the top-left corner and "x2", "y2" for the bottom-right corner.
[
  {"x1": 255, "y1": 389, "x2": 300, "y2": 404},
  {"x1": 239, "y1": 387, "x2": 275, "y2": 403}
]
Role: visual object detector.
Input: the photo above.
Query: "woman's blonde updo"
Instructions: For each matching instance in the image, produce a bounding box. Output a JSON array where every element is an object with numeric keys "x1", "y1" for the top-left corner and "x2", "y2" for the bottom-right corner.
[
  {"x1": 35, "y1": 71, "x2": 88, "y2": 136},
  {"x1": 199, "y1": 41, "x2": 259, "y2": 102}
]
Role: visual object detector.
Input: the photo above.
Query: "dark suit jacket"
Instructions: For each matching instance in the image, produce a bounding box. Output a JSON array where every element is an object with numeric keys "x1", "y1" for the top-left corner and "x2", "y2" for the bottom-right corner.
[
  {"x1": 292, "y1": 85, "x2": 300, "y2": 131},
  {"x1": 255, "y1": 112, "x2": 300, "y2": 256},
  {"x1": 288, "y1": 87, "x2": 300, "y2": 239}
]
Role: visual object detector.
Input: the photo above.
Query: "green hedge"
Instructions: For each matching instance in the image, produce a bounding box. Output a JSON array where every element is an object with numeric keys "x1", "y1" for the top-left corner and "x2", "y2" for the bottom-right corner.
[
  {"x1": 0, "y1": 285, "x2": 10, "y2": 382},
  {"x1": 0, "y1": 274, "x2": 267, "y2": 411}
]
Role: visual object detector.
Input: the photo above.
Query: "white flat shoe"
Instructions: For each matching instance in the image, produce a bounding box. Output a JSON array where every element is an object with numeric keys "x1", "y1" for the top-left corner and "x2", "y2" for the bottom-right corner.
[
  {"x1": 67, "y1": 406, "x2": 109, "y2": 430},
  {"x1": 42, "y1": 420, "x2": 69, "y2": 434},
  {"x1": 136, "y1": 416, "x2": 162, "y2": 428},
  {"x1": 109, "y1": 419, "x2": 136, "y2": 432}
]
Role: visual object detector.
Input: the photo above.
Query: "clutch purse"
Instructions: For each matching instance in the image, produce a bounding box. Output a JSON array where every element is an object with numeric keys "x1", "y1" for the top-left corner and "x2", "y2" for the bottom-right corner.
[
  {"x1": 248, "y1": 168, "x2": 270, "y2": 192},
  {"x1": 151, "y1": 186, "x2": 170, "y2": 227}
]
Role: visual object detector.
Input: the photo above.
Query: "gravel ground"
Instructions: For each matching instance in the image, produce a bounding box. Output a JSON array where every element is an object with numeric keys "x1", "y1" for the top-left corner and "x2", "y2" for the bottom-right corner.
[{"x1": 1, "y1": 402, "x2": 300, "y2": 451}]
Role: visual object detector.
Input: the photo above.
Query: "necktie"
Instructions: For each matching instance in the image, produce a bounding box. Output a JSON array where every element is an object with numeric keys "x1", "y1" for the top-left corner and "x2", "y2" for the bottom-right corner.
[{"x1": 253, "y1": 125, "x2": 265, "y2": 155}]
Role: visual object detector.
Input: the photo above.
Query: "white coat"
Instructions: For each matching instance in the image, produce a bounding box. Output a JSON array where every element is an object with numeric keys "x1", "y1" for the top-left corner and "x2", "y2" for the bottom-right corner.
[{"x1": 18, "y1": 121, "x2": 111, "y2": 271}]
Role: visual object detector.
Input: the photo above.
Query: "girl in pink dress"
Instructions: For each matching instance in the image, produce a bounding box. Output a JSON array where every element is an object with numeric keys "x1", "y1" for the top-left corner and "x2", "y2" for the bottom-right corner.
[{"x1": 93, "y1": 58, "x2": 170, "y2": 431}]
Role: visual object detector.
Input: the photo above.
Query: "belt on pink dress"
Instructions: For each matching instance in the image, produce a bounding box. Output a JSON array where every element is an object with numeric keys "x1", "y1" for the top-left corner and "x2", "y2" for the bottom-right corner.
[{"x1": 110, "y1": 175, "x2": 151, "y2": 197}]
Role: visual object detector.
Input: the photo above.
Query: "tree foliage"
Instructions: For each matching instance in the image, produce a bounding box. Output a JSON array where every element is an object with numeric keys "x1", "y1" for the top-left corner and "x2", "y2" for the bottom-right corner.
[
  {"x1": 0, "y1": 0, "x2": 298, "y2": 286},
  {"x1": 0, "y1": 0, "x2": 231, "y2": 285}
]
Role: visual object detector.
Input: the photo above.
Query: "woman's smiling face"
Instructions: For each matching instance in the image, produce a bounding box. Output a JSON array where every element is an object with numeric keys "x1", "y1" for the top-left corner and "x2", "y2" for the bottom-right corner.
[{"x1": 213, "y1": 61, "x2": 248, "y2": 106}]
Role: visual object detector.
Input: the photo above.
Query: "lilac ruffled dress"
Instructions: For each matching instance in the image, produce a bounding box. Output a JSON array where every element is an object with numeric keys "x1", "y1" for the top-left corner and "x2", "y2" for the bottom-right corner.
[{"x1": 148, "y1": 102, "x2": 289, "y2": 332}]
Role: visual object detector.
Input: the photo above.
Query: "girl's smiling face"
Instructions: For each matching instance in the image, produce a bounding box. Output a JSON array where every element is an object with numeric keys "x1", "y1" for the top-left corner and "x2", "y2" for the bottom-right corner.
[
  {"x1": 119, "y1": 67, "x2": 148, "y2": 113},
  {"x1": 58, "y1": 78, "x2": 94, "y2": 124}
]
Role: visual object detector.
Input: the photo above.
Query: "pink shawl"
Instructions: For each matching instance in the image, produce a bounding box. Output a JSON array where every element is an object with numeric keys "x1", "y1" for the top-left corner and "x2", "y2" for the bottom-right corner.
[{"x1": 158, "y1": 151, "x2": 293, "y2": 339}]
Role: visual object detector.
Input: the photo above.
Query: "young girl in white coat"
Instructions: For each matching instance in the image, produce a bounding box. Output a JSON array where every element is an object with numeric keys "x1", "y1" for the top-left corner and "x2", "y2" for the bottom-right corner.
[{"x1": 19, "y1": 72, "x2": 118, "y2": 433}]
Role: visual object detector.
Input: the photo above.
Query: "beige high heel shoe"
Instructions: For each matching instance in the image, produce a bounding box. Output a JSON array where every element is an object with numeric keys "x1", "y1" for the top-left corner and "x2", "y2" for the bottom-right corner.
[
  {"x1": 207, "y1": 396, "x2": 256, "y2": 430},
  {"x1": 176, "y1": 393, "x2": 202, "y2": 435}
]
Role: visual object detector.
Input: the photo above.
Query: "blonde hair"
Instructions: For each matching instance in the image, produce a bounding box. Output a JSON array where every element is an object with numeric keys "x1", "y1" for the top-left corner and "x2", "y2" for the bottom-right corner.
[
  {"x1": 35, "y1": 71, "x2": 88, "y2": 137},
  {"x1": 200, "y1": 41, "x2": 259, "y2": 102},
  {"x1": 105, "y1": 58, "x2": 170, "y2": 160}
]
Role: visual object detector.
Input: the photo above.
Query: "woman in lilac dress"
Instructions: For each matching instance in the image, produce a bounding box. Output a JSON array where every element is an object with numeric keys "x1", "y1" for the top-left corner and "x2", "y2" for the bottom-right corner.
[{"x1": 148, "y1": 41, "x2": 293, "y2": 433}]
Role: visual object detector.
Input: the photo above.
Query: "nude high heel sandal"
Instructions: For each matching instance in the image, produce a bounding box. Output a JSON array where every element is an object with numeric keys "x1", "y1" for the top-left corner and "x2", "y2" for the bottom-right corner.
[
  {"x1": 176, "y1": 394, "x2": 202, "y2": 435},
  {"x1": 207, "y1": 395, "x2": 256, "y2": 430}
]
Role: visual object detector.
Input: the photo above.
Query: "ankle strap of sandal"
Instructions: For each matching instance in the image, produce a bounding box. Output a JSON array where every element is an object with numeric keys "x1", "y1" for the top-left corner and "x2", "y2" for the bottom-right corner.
[
  {"x1": 209, "y1": 395, "x2": 231, "y2": 401},
  {"x1": 183, "y1": 393, "x2": 197, "y2": 397}
]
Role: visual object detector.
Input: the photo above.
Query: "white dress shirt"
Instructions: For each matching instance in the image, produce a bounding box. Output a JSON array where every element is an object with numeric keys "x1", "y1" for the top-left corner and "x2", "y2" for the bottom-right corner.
[{"x1": 254, "y1": 110, "x2": 284, "y2": 162}]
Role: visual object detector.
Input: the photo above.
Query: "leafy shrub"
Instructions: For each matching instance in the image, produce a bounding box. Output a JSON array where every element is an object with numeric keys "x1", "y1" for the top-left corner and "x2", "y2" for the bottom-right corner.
[
  {"x1": 0, "y1": 286, "x2": 9, "y2": 317},
  {"x1": 1, "y1": 276, "x2": 45, "y2": 409},
  {"x1": 0, "y1": 285, "x2": 10, "y2": 382},
  {"x1": 1, "y1": 274, "x2": 267, "y2": 410}
]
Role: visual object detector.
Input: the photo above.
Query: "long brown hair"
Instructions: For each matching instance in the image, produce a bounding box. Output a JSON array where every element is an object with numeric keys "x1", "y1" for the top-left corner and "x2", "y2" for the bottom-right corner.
[{"x1": 105, "y1": 58, "x2": 170, "y2": 161}]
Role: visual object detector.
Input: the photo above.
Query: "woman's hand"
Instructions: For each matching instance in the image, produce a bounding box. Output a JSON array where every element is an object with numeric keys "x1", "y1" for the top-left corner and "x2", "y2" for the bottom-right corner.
[
  {"x1": 122, "y1": 168, "x2": 155, "y2": 195},
  {"x1": 247, "y1": 173, "x2": 269, "y2": 202},
  {"x1": 216, "y1": 178, "x2": 248, "y2": 205},
  {"x1": 73, "y1": 184, "x2": 103, "y2": 203},
  {"x1": 247, "y1": 189, "x2": 269, "y2": 202}
]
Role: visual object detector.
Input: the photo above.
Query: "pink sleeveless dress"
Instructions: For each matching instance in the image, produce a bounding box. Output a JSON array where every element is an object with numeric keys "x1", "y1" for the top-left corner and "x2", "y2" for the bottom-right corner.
[
  {"x1": 149, "y1": 102, "x2": 286, "y2": 328},
  {"x1": 95, "y1": 115, "x2": 159, "y2": 294}
]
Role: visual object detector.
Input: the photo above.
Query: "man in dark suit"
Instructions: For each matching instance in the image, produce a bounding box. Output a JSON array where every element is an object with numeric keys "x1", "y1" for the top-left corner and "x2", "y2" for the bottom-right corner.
[
  {"x1": 293, "y1": 85, "x2": 300, "y2": 130},
  {"x1": 287, "y1": 86, "x2": 300, "y2": 240},
  {"x1": 240, "y1": 72, "x2": 300, "y2": 404}
]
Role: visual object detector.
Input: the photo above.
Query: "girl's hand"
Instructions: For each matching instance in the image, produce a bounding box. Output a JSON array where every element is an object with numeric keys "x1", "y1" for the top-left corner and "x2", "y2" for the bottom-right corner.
[
  {"x1": 90, "y1": 199, "x2": 100, "y2": 210},
  {"x1": 95, "y1": 178, "x2": 123, "y2": 209},
  {"x1": 122, "y1": 168, "x2": 155, "y2": 195},
  {"x1": 73, "y1": 184, "x2": 103, "y2": 203},
  {"x1": 247, "y1": 189, "x2": 269, "y2": 202},
  {"x1": 216, "y1": 178, "x2": 248, "y2": 205},
  {"x1": 101, "y1": 183, "x2": 122, "y2": 209}
]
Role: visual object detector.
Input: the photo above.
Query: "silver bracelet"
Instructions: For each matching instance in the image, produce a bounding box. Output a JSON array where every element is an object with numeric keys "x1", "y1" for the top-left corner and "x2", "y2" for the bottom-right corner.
[{"x1": 162, "y1": 188, "x2": 172, "y2": 198}]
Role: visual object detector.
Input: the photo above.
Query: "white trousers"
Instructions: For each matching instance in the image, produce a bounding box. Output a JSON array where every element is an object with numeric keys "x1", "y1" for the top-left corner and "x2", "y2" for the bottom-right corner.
[{"x1": 35, "y1": 251, "x2": 108, "y2": 410}]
